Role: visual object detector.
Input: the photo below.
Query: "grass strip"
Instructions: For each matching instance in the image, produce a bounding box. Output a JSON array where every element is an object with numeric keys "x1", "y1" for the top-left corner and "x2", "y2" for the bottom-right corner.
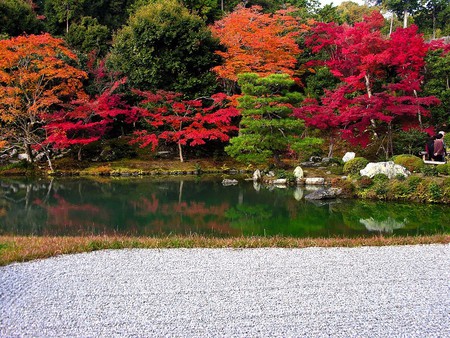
[{"x1": 0, "y1": 234, "x2": 448, "y2": 267}]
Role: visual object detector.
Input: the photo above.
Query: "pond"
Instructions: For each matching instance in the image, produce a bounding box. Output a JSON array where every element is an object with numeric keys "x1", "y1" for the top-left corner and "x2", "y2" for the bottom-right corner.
[{"x1": 0, "y1": 177, "x2": 448, "y2": 238}]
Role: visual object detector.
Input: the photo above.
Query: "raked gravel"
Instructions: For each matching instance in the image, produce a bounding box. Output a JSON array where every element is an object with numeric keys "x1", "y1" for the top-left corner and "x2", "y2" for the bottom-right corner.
[{"x1": 1, "y1": 245, "x2": 449, "y2": 337}]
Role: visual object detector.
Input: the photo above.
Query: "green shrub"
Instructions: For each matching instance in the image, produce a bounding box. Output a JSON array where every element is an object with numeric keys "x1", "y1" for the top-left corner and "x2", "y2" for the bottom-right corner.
[
  {"x1": 428, "y1": 182, "x2": 442, "y2": 202},
  {"x1": 407, "y1": 176, "x2": 423, "y2": 192},
  {"x1": 436, "y1": 163, "x2": 450, "y2": 175},
  {"x1": 343, "y1": 157, "x2": 369, "y2": 175},
  {"x1": 372, "y1": 173, "x2": 389, "y2": 183},
  {"x1": 329, "y1": 165, "x2": 344, "y2": 175},
  {"x1": 392, "y1": 154, "x2": 424, "y2": 172},
  {"x1": 393, "y1": 129, "x2": 428, "y2": 156},
  {"x1": 421, "y1": 165, "x2": 439, "y2": 177}
]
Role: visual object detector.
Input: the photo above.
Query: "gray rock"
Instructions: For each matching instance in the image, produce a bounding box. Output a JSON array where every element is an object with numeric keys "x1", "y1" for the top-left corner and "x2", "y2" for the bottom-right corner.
[
  {"x1": 222, "y1": 179, "x2": 238, "y2": 186},
  {"x1": 342, "y1": 152, "x2": 356, "y2": 163},
  {"x1": 228, "y1": 169, "x2": 238, "y2": 175},
  {"x1": 253, "y1": 169, "x2": 261, "y2": 182},
  {"x1": 35, "y1": 152, "x2": 46, "y2": 162},
  {"x1": 18, "y1": 153, "x2": 30, "y2": 161},
  {"x1": 267, "y1": 171, "x2": 275, "y2": 177},
  {"x1": 309, "y1": 156, "x2": 322, "y2": 163},
  {"x1": 293, "y1": 166, "x2": 304, "y2": 179},
  {"x1": 360, "y1": 161, "x2": 410, "y2": 179},
  {"x1": 305, "y1": 177, "x2": 325, "y2": 185},
  {"x1": 272, "y1": 179, "x2": 287, "y2": 185},
  {"x1": 305, "y1": 187, "x2": 342, "y2": 200}
]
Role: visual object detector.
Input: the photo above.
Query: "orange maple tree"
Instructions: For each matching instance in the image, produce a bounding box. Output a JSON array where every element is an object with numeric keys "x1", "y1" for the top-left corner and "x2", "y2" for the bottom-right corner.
[
  {"x1": 210, "y1": 5, "x2": 309, "y2": 91},
  {"x1": 0, "y1": 33, "x2": 87, "y2": 168}
]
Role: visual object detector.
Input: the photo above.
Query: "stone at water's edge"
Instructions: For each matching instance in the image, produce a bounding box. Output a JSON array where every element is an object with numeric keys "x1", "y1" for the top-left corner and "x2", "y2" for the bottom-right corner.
[
  {"x1": 253, "y1": 169, "x2": 261, "y2": 182},
  {"x1": 305, "y1": 188, "x2": 343, "y2": 200},
  {"x1": 342, "y1": 152, "x2": 356, "y2": 163},
  {"x1": 272, "y1": 179, "x2": 287, "y2": 185},
  {"x1": 360, "y1": 161, "x2": 410, "y2": 179},
  {"x1": 305, "y1": 177, "x2": 325, "y2": 185},
  {"x1": 293, "y1": 166, "x2": 304, "y2": 179}
]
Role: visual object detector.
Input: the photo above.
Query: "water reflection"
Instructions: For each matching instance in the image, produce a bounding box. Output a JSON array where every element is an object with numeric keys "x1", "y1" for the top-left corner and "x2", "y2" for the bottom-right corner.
[{"x1": 0, "y1": 178, "x2": 448, "y2": 237}]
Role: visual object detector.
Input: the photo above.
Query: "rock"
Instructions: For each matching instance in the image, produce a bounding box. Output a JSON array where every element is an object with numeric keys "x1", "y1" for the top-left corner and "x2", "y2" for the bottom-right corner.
[
  {"x1": 267, "y1": 171, "x2": 275, "y2": 177},
  {"x1": 35, "y1": 152, "x2": 46, "y2": 162},
  {"x1": 253, "y1": 182, "x2": 261, "y2": 192},
  {"x1": 309, "y1": 156, "x2": 322, "y2": 163},
  {"x1": 342, "y1": 152, "x2": 356, "y2": 163},
  {"x1": 305, "y1": 187, "x2": 342, "y2": 200},
  {"x1": 321, "y1": 157, "x2": 332, "y2": 164},
  {"x1": 293, "y1": 166, "x2": 304, "y2": 179},
  {"x1": 18, "y1": 153, "x2": 30, "y2": 161},
  {"x1": 305, "y1": 177, "x2": 325, "y2": 185},
  {"x1": 222, "y1": 179, "x2": 238, "y2": 186},
  {"x1": 9, "y1": 149, "x2": 17, "y2": 157},
  {"x1": 228, "y1": 169, "x2": 238, "y2": 175},
  {"x1": 272, "y1": 179, "x2": 287, "y2": 185},
  {"x1": 360, "y1": 161, "x2": 410, "y2": 179},
  {"x1": 253, "y1": 169, "x2": 262, "y2": 182}
]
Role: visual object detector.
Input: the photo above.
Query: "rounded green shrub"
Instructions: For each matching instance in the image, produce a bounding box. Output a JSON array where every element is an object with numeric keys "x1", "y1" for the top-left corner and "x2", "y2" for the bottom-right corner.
[
  {"x1": 436, "y1": 163, "x2": 450, "y2": 175},
  {"x1": 392, "y1": 154, "x2": 424, "y2": 172},
  {"x1": 343, "y1": 157, "x2": 369, "y2": 175}
]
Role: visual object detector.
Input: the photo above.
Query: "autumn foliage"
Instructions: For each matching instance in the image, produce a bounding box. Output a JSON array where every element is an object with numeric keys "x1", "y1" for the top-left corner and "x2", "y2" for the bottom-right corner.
[
  {"x1": 295, "y1": 12, "x2": 440, "y2": 157},
  {"x1": 0, "y1": 34, "x2": 87, "y2": 163},
  {"x1": 132, "y1": 91, "x2": 240, "y2": 162},
  {"x1": 211, "y1": 6, "x2": 309, "y2": 88}
]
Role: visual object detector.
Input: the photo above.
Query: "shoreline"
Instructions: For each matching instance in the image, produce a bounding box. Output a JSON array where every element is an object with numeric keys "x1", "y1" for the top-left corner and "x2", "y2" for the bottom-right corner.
[{"x1": 1, "y1": 234, "x2": 449, "y2": 266}]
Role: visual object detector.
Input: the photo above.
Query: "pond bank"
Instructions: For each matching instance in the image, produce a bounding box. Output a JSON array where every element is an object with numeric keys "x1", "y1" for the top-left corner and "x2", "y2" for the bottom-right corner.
[{"x1": 1, "y1": 235, "x2": 449, "y2": 266}]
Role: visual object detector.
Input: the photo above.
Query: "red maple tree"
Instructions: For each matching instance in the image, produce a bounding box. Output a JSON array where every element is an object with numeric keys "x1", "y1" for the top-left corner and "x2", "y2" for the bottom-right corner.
[
  {"x1": 132, "y1": 91, "x2": 240, "y2": 162},
  {"x1": 295, "y1": 12, "x2": 440, "y2": 157}
]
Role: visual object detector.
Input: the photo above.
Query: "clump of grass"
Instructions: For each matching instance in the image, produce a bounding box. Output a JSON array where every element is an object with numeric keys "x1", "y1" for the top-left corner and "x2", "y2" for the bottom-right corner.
[{"x1": 1, "y1": 235, "x2": 448, "y2": 266}]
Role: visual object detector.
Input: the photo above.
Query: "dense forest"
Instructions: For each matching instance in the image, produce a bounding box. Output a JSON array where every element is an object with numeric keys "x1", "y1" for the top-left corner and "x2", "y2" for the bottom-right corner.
[{"x1": 0, "y1": 0, "x2": 449, "y2": 169}]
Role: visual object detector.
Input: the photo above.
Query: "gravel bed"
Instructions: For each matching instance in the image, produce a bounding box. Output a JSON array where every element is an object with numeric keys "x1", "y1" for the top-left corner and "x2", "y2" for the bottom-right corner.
[{"x1": 1, "y1": 245, "x2": 449, "y2": 337}]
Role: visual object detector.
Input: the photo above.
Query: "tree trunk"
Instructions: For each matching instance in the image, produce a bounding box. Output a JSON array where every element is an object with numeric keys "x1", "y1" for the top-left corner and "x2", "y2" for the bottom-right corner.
[
  {"x1": 389, "y1": 14, "x2": 394, "y2": 36},
  {"x1": 45, "y1": 151, "x2": 54, "y2": 172},
  {"x1": 78, "y1": 147, "x2": 82, "y2": 161},
  {"x1": 25, "y1": 143, "x2": 34, "y2": 163},
  {"x1": 328, "y1": 134, "x2": 334, "y2": 158},
  {"x1": 178, "y1": 142, "x2": 184, "y2": 163},
  {"x1": 403, "y1": 10, "x2": 408, "y2": 28}
]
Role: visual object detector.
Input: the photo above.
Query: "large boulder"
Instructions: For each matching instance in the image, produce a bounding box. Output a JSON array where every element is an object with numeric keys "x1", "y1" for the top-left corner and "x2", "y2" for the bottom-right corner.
[
  {"x1": 305, "y1": 188, "x2": 342, "y2": 200},
  {"x1": 342, "y1": 152, "x2": 355, "y2": 163},
  {"x1": 293, "y1": 166, "x2": 304, "y2": 179},
  {"x1": 360, "y1": 161, "x2": 410, "y2": 179}
]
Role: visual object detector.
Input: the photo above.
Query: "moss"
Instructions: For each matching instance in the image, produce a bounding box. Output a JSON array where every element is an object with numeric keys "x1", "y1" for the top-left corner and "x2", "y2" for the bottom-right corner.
[
  {"x1": 343, "y1": 157, "x2": 369, "y2": 175},
  {"x1": 392, "y1": 154, "x2": 424, "y2": 172}
]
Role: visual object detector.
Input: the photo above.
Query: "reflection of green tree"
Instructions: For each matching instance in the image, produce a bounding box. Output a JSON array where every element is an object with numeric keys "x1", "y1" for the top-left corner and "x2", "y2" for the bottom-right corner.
[{"x1": 338, "y1": 201, "x2": 450, "y2": 235}]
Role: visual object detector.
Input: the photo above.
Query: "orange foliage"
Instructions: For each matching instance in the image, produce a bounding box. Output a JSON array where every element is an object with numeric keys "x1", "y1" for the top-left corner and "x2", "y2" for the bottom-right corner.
[
  {"x1": 0, "y1": 34, "x2": 87, "y2": 153},
  {"x1": 211, "y1": 6, "x2": 309, "y2": 83}
]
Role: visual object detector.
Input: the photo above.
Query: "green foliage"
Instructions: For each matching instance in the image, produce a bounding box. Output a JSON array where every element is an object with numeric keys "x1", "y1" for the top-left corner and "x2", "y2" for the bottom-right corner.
[
  {"x1": 437, "y1": 163, "x2": 450, "y2": 175},
  {"x1": 66, "y1": 17, "x2": 109, "y2": 55},
  {"x1": 393, "y1": 129, "x2": 428, "y2": 156},
  {"x1": 424, "y1": 48, "x2": 450, "y2": 126},
  {"x1": 109, "y1": 0, "x2": 220, "y2": 98},
  {"x1": 421, "y1": 165, "x2": 439, "y2": 177},
  {"x1": 357, "y1": 176, "x2": 373, "y2": 189},
  {"x1": 226, "y1": 73, "x2": 313, "y2": 165},
  {"x1": 392, "y1": 154, "x2": 424, "y2": 172},
  {"x1": 0, "y1": 0, "x2": 43, "y2": 36},
  {"x1": 343, "y1": 157, "x2": 368, "y2": 175},
  {"x1": 407, "y1": 175, "x2": 423, "y2": 192}
]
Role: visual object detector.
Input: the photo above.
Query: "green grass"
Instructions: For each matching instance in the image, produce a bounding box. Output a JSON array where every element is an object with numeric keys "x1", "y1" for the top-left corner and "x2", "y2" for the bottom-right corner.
[{"x1": 1, "y1": 234, "x2": 448, "y2": 266}]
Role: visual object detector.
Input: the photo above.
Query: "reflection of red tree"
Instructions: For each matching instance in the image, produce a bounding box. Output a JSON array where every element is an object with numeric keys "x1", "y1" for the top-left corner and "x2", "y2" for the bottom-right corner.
[
  {"x1": 34, "y1": 195, "x2": 109, "y2": 235},
  {"x1": 132, "y1": 197, "x2": 240, "y2": 236}
]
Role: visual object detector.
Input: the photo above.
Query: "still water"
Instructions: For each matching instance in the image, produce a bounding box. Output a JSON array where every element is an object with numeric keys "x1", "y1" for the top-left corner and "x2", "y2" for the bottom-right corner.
[{"x1": 0, "y1": 177, "x2": 448, "y2": 237}]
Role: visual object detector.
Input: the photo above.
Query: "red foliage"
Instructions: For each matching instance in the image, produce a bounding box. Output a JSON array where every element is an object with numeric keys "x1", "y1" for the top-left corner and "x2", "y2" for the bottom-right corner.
[
  {"x1": 43, "y1": 80, "x2": 139, "y2": 154},
  {"x1": 296, "y1": 12, "x2": 440, "y2": 149},
  {"x1": 132, "y1": 90, "x2": 240, "y2": 161}
]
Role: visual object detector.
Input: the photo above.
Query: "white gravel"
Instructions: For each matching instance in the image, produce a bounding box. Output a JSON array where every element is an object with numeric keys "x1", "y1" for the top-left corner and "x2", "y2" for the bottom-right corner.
[{"x1": 1, "y1": 245, "x2": 449, "y2": 337}]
